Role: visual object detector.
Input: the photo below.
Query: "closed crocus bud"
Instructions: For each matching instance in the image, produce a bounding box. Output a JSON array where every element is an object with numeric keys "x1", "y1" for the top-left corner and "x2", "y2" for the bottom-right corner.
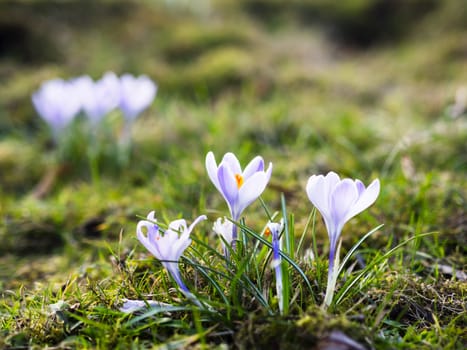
[
  {"x1": 213, "y1": 217, "x2": 234, "y2": 259},
  {"x1": 266, "y1": 219, "x2": 284, "y2": 313}
]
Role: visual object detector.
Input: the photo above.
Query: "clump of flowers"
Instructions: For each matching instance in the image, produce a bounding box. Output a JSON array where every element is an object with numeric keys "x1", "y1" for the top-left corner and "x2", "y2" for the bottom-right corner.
[
  {"x1": 31, "y1": 72, "x2": 157, "y2": 182},
  {"x1": 128, "y1": 151, "x2": 381, "y2": 315}
]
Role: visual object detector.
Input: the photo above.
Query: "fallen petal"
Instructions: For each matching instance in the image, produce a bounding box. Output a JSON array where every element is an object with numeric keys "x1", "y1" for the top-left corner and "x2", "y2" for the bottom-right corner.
[{"x1": 119, "y1": 299, "x2": 172, "y2": 313}]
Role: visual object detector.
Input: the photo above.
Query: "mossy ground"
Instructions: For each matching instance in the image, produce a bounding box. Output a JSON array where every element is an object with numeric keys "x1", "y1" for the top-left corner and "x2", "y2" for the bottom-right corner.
[{"x1": 0, "y1": 1, "x2": 466, "y2": 349}]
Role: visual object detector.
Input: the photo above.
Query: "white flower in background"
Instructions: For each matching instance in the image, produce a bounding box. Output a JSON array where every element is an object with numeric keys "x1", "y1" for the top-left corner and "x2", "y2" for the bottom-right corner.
[
  {"x1": 32, "y1": 78, "x2": 81, "y2": 138},
  {"x1": 119, "y1": 74, "x2": 157, "y2": 121},
  {"x1": 72, "y1": 72, "x2": 121, "y2": 123}
]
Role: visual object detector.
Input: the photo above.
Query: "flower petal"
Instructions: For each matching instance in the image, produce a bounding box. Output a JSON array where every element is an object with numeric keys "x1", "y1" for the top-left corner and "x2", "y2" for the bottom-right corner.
[
  {"x1": 171, "y1": 235, "x2": 192, "y2": 261},
  {"x1": 174, "y1": 214, "x2": 206, "y2": 256},
  {"x1": 218, "y1": 164, "x2": 239, "y2": 214},
  {"x1": 330, "y1": 179, "x2": 358, "y2": 238},
  {"x1": 206, "y1": 152, "x2": 221, "y2": 191},
  {"x1": 306, "y1": 175, "x2": 329, "y2": 217},
  {"x1": 345, "y1": 179, "x2": 380, "y2": 222},
  {"x1": 119, "y1": 74, "x2": 157, "y2": 119},
  {"x1": 213, "y1": 217, "x2": 234, "y2": 245},
  {"x1": 137, "y1": 221, "x2": 162, "y2": 260},
  {"x1": 147, "y1": 211, "x2": 157, "y2": 222},
  {"x1": 265, "y1": 162, "x2": 273, "y2": 182},
  {"x1": 168, "y1": 219, "x2": 188, "y2": 233},
  {"x1": 160, "y1": 229, "x2": 179, "y2": 260},
  {"x1": 222, "y1": 152, "x2": 242, "y2": 175},
  {"x1": 355, "y1": 179, "x2": 365, "y2": 196},
  {"x1": 325, "y1": 171, "x2": 341, "y2": 190},
  {"x1": 187, "y1": 214, "x2": 207, "y2": 234},
  {"x1": 242, "y1": 156, "x2": 264, "y2": 180},
  {"x1": 236, "y1": 172, "x2": 268, "y2": 217},
  {"x1": 119, "y1": 299, "x2": 171, "y2": 313}
]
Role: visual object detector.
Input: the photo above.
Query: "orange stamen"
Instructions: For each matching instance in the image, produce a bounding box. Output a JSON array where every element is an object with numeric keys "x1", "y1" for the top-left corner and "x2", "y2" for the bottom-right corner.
[
  {"x1": 265, "y1": 227, "x2": 271, "y2": 237},
  {"x1": 235, "y1": 174, "x2": 244, "y2": 188}
]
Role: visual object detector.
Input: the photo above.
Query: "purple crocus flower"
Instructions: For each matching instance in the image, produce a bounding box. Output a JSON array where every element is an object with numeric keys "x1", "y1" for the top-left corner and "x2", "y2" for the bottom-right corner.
[
  {"x1": 32, "y1": 78, "x2": 81, "y2": 138},
  {"x1": 73, "y1": 72, "x2": 120, "y2": 123},
  {"x1": 206, "y1": 151, "x2": 272, "y2": 221},
  {"x1": 119, "y1": 74, "x2": 157, "y2": 121},
  {"x1": 266, "y1": 220, "x2": 284, "y2": 313},
  {"x1": 137, "y1": 211, "x2": 206, "y2": 295},
  {"x1": 306, "y1": 171, "x2": 380, "y2": 306},
  {"x1": 206, "y1": 151, "x2": 273, "y2": 243}
]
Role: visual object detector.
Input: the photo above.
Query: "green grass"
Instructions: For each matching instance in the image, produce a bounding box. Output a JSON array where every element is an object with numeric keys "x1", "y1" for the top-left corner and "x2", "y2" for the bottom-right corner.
[{"x1": 0, "y1": 1, "x2": 466, "y2": 349}]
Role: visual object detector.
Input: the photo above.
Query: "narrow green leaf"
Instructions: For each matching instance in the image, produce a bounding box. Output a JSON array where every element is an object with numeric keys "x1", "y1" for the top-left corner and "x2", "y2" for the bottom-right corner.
[
  {"x1": 296, "y1": 208, "x2": 315, "y2": 256},
  {"x1": 236, "y1": 221, "x2": 316, "y2": 302},
  {"x1": 334, "y1": 232, "x2": 435, "y2": 305},
  {"x1": 124, "y1": 305, "x2": 192, "y2": 327},
  {"x1": 337, "y1": 224, "x2": 384, "y2": 277}
]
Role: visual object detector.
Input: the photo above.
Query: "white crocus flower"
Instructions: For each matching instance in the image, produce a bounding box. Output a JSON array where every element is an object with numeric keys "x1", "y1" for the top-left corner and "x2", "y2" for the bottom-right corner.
[
  {"x1": 137, "y1": 211, "x2": 206, "y2": 294},
  {"x1": 306, "y1": 171, "x2": 380, "y2": 307}
]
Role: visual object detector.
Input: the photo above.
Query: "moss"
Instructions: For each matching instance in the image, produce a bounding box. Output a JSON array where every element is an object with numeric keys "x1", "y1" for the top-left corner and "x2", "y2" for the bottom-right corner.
[
  {"x1": 164, "y1": 46, "x2": 257, "y2": 97},
  {"x1": 241, "y1": 0, "x2": 439, "y2": 46},
  {"x1": 0, "y1": 139, "x2": 47, "y2": 194},
  {"x1": 234, "y1": 307, "x2": 371, "y2": 349},
  {"x1": 162, "y1": 23, "x2": 253, "y2": 62}
]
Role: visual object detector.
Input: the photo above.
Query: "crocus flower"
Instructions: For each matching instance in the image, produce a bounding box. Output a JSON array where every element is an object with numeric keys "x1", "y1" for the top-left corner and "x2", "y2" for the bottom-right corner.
[
  {"x1": 206, "y1": 151, "x2": 272, "y2": 219},
  {"x1": 32, "y1": 78, "x2": 81, "y2": 138},
  {"x1": 206, "y1": 151, "x2": 272, "y2": 244},
  {"x1": 265, "y1": 220, "x2": 284, "y2": 313},
  {"x1": 119, "y1": 74, "x2": 157, "y2": 121},
  {"x1": 306, "y1": 171, "x2": 380, "y2": 307},
  {"x1": 213, "y1": 217, "x2": 234, "y2": 259},
  {"x1": 73, "y1": 72, "x2": 120, "y2": 123},
  {"x1": 137, "y1": 211, "x2": 206, "y2": 295}
]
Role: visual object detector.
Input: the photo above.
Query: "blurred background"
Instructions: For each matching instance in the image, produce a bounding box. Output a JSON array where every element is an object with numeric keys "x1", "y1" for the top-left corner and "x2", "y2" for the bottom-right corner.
[{"x1": 0, "y1": 0, "x2": 465, "y2": 285}]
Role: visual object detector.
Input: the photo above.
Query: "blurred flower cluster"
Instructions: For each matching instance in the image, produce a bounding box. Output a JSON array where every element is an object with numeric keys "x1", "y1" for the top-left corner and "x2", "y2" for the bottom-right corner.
[
  {"x1": 32, "y1": 72, "x2": 157, "y2": 136},
  {"x1": 31, "y1": 73, "x2": 157, "y2": 181}
]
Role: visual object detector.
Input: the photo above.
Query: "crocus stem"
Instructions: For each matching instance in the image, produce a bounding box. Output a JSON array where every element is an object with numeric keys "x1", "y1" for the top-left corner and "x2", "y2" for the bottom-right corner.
[
  {"x1": 274, "y1": 262, "x2": 283, "y2": 313},
  {"x1": 118, "y1": 120, "x2": 132, "y2": 167},
  {"x1": 323, "y1": 238, "x2": 341, "y2": 309},
  {"x1": 223, "y1": 245, "x2": 230, "y2": 262},
  {"x1": 166, "y1": 263, "x2": 202, "y2": 307},
  {"x1": 166, "y1": 263, "x2": 190, "y2": 294},
  {"x1": 231, "y1": 223, "x2": 238, "y2": 250},
  {"x1": 87, "y1": 128, "x2": 100, "y2": 185},
  {"x1": 273, "y1": 240, "x2": 283, "y2": 314}
]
